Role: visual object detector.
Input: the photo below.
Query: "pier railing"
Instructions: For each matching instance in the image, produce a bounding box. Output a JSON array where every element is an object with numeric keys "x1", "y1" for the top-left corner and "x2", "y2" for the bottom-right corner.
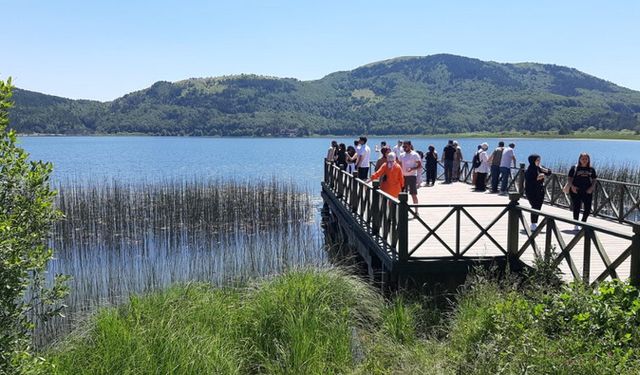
[
  {"x1": 324, "y1": 160, "x2": 640, "y2": 286},
  {"x1": 368, "y1": 159, "x2": 640, "y2": 224}
]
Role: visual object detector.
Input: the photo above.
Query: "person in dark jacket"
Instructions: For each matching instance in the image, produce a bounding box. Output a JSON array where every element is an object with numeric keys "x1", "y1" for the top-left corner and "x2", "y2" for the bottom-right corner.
[
  {"x1": 335, "y1": 143, "x2": 347, "y2": 170},
  {"x1": 424, "y1": 145, "x2": 438, "y2": 186},
  {"x1": 524, "y1": 154, "x2": 552, "y2": 231}
]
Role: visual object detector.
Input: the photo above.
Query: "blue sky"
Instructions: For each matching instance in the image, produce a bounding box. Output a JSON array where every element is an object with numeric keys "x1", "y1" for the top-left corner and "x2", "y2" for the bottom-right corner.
[{"x1": 2, "y1": 0, "x2": 639, "y2": 101}]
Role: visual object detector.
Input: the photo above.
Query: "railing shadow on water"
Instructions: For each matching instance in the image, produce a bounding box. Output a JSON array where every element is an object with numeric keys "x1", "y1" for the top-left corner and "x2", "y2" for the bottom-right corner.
[{"x1": 325, "y1": 161, "x2": 640, "y2": 288}]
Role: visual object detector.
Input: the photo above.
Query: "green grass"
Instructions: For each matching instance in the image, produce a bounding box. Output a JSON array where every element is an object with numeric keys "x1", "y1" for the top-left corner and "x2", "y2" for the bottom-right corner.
[
  {"x1": 45, "y1": 268, "x2": 640, "y2": 374},
  {"x1": 47, "y1": 268, "x2": 426, "y2": 374}
]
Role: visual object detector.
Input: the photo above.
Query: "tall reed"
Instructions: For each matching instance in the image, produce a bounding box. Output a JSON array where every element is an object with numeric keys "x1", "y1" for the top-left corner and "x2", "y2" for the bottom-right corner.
[{"x1": 38, "y1": 178, "x2": 324, "y2": 347}]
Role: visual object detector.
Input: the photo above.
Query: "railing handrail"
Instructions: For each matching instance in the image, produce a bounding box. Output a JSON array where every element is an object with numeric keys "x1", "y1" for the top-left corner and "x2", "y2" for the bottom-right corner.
[{"x1": 517, "y1": 205, "x2": 635, "y2": 240}]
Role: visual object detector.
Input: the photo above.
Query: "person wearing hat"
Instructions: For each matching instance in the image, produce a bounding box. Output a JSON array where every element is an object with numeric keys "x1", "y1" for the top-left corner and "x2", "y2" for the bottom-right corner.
[
  {"x1": 452, "y1": 140, "x2": 463, "y2": 182},
  {"x1": 474, "y1": 143, "x2": 490, "y2": 192},
  {"x1": 367, "y1": 152, "x2": 404, "y2": 198}
]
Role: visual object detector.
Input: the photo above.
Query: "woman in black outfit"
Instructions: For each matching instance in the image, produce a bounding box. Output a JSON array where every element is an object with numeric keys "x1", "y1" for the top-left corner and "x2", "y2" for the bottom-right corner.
[
  {"x1": 424, "y1": 145, "x2": 438, "y2": 186},
  {"x1": 335, "y1": 143, "x2": 347, "y2": 170},
  {"x1": 524, "y1": 154, "x2": 551, "y2": 231},
  {"x1": 567, "y1": 152, "x2": 597, "y2": 230}
]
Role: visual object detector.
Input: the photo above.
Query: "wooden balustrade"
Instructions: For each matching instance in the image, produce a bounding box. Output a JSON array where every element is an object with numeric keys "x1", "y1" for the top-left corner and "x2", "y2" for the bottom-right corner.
[{"x1": 322, "y1": 160, "x2": 640, "y2": 286}]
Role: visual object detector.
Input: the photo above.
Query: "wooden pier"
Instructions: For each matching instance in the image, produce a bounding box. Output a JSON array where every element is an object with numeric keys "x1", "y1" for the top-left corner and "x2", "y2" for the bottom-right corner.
[{"x1": 321, "y1": 161, "x2": 640, "y2": 289}]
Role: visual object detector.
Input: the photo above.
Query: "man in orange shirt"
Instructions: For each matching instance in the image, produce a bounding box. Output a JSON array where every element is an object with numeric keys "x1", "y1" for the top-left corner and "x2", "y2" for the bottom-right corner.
[{"x1": 368, "y1": 152, "x2": 404, "y2": 198}]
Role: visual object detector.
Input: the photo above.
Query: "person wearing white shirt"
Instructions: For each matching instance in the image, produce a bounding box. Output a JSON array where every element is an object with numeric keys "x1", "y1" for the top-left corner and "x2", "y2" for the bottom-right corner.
[
  {"x1": 392, "y1": 140, "x2": 403, "y2": 157},
  {"x1": 398, "y1": 140, "x2": 422, "y2": 213},
  {"x1": 499, "y1": 143, "x2": 516, "y2": 194},
  {"x1": 474, "y1": 143, "x2": 490, "y2": 192},
  {"x1": 355, "y1": 136, "x2": 371, "y2": 179}
]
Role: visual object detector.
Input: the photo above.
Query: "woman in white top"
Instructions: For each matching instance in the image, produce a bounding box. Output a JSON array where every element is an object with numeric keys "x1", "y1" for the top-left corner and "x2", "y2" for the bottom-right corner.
[{"x1": 474, "y1": 143, "x2": 490, "y2": 191}]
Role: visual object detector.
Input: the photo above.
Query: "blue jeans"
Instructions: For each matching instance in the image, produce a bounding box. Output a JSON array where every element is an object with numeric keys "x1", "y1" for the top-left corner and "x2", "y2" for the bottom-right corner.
[
  {"x1": 490, "y1": 165, "x2": 500, "y2": 192},
  {"x1": 499, "y1": 166, "x2": 510, "y2": 192}
]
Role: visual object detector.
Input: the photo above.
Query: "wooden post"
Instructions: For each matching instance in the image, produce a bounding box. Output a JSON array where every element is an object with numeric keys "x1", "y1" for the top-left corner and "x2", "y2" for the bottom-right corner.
[
  {"x1": 517, "y1": 163, "x2": 525, "y2": 195},
  {"x1": 630, "y1": 225, "x2": 640, "y2": 288},
  {"x1": 545, "y1": 219, "x2": 554, "y2": 260},
  {"x1": 583, "y1": 228, "x2": 591, "y2": 283},
  {"x1": 507, "y1": 193, "x2": 520, "y2": 258},
  {"x1": 371, "y1": 180, "x2": 380, "y2": 235},
  {"x1": 350, "y1": 171, "x2": 359, "y2": 213},
  {"x1": 456, "y1": 207, "x2": 461, "y2": 256},
  {"x1": 398, "y1": 192, "x2": 409, "y2": 263},
  {"x1": 593, "y1": 181, "x2": 599, "y2": 216},
  {"x1": 549, "y1": 174, "x2": 557, "y2": 206},
  {"x1": 618, "y1": 184, "x2": 625, "y2": 222}
]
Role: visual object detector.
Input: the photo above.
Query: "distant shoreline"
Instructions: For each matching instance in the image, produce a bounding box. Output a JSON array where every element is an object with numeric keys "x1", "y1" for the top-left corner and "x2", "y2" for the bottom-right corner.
[{"x1": 16, "y1": 131, "x2": 640, "y2": 141}]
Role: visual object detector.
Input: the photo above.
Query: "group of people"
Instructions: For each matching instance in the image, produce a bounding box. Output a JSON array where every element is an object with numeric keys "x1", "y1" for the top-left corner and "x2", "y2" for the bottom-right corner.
[
  {"x1": 327, "y1": 138, "x2": 598, "y2": 229},
  {"x1": 471, "y1": 141, "x2": 517, "y2": 194},
  {"x1": 524, "y1": 152, "x2": 597, "y2": 231},
  {"x1": 326, "y1": 137, "x2": 372, "y2": 179}
]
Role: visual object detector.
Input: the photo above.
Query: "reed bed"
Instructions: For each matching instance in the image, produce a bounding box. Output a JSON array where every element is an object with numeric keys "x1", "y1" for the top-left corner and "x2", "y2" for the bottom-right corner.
[
  {"x1": 550, "y1": 161, "x2": 640, "y2": 185},
  {"x1": 38, "y1": 178, "x2": 324, "y2": 347}
]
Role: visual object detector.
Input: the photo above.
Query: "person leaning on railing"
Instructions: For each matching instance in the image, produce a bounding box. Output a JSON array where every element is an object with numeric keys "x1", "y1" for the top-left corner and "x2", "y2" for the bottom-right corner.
[
  {"x1": 567, "y1": 152, "x2": 598, "y2": 230},
  {"x1": 335, "y1": 143, "x2": 347, "y2": 171},
  {"x1": 367, "y1": 152, "x2": 404, "y2": 198},
  {"x1": 524, "y1": 154, "x2": 552, "y2": 231}
]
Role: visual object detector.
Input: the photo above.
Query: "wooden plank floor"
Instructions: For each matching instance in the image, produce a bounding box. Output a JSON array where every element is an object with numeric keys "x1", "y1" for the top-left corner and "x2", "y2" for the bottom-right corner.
[{"x1": 406, "y1": 181, "x2": 635, "y2": 283}]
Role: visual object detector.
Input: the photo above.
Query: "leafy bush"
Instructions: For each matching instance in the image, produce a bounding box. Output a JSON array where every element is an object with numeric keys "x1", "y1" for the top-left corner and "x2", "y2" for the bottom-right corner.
[{"x1": 0, "y1": 78, "x2": 67, "y2": 374}]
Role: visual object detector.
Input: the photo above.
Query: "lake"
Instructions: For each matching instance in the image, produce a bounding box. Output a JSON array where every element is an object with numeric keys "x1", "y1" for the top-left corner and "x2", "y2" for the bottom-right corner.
[
  {"x1": 18, "y1": 136, "x2": 639, "y2": 345},
  {"x1": 19, "y1": 136, "x2": 640, "y2": 190}
]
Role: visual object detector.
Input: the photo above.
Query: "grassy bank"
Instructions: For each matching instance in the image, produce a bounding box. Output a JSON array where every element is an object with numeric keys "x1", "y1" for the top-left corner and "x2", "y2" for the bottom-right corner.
[{"x1": 44, "y1": 267, "x2": 640, "y2": 374}]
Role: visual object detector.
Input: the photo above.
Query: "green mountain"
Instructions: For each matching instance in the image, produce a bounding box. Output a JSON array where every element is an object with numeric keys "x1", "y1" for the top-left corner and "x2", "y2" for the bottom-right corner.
[{"x1": 10, "y1": 54, "x2": 640, "y2": 136}]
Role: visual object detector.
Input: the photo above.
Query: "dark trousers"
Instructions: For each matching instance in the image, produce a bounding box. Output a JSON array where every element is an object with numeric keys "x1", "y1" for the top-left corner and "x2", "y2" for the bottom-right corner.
[
  {"x1": 527, "y1": 191, "x2": 544, "y2": 224},
  {"x1": 570, "y1": 191, "x2": 593, "y2": 222},
  {"x1": 357, "y1": 167, "x2": 369, "y2": 180},
  {"x1": 490, "y1": 165, "x2": 500, "y2": 192},
  {"x1": 475, "y1": 172, "x2": 487, "y2": 191},
  {"x1": 499, "y1": 166, "x2": 510, "y2": 192},
  {"x1": 444, "y1": 159, "x2": 453, "y2": 183},
  {"x1": 426, "y1": 165, "x2": 437, "y2": 185}
]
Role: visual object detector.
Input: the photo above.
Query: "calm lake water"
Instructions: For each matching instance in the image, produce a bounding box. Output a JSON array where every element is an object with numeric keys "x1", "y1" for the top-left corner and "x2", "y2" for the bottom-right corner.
[{"x1": 20, "y1": 136, "x2": 640, "y2": 190}]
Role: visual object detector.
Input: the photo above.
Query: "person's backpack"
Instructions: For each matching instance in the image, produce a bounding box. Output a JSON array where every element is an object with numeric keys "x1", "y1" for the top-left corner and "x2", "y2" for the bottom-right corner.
[{"x1": 472, "y1": 152, "x2": 481, "y2": 169}]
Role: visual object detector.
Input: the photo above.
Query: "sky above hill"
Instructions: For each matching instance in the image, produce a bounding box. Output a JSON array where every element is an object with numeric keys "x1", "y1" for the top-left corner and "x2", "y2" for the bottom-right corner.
[{"x1": 2, "y1": 0, "x2": 639, "y2": 101}]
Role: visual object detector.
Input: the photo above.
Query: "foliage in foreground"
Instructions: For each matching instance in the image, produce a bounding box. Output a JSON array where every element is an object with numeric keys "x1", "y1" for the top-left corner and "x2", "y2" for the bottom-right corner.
[
  {"x1": 47, "y1": 267, "x2": 640, "y2": 374},
  {"x1": 440, "y1": 273, "x2": 640, "y2": 374},
  {"x1": 0, "y1": 78, "x2": 67, "y2": 373}
]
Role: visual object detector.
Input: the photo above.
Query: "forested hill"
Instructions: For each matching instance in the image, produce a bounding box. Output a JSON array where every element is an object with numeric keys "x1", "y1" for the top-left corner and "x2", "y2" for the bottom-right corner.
[{"x1": 10, "y1": 54, "x2": 640, "y2": 136}]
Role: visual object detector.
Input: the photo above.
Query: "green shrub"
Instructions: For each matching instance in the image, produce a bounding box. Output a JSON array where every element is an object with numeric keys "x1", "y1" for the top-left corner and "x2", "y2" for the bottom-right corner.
[{"x1": 0, "y1": 78, "x2": 67, "y2": 374}]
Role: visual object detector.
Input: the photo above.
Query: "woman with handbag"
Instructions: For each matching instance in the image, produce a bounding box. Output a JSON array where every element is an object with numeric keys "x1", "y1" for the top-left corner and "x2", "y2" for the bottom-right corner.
[
  {"x1": 524, "y1": 154, "x2": 552, "y2": 231},
  {"x1": 566, "y1": 152, "x2": 597, "y2": 230}
]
